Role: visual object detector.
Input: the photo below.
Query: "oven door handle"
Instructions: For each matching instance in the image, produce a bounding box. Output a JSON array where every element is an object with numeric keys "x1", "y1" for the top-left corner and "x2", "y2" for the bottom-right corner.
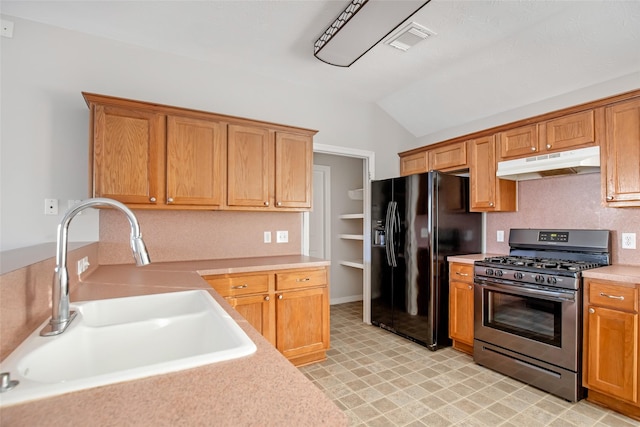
[{"x1": 475, "y1": 280, "x2": 576, "y2": 303}]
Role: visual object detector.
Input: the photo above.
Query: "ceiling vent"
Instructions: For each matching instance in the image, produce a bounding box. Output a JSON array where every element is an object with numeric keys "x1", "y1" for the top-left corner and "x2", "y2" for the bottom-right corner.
[{"x1": 385, "y1": 22, "x2": 435, "y2": 51}]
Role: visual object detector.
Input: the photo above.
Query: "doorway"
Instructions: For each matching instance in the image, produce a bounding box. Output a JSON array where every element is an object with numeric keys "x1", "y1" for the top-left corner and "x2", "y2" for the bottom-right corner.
[{"x1": 303, "y1": 143, "x2": 375, "y2": 324}]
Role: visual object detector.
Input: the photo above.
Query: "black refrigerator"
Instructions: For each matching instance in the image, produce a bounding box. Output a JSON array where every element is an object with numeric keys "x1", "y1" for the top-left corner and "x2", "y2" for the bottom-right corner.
[{"x1": 370, "y1": 171, "x2": 482, "y2": 350}]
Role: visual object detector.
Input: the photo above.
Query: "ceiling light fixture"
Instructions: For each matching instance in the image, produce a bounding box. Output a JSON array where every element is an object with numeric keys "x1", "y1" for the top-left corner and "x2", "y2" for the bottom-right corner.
[{"x1": 313, "y1": 0, "x2": 431, "y2": 67}]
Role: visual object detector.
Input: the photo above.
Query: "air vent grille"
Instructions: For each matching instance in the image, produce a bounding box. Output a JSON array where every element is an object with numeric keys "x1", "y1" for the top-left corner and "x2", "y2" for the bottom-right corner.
[{"x1": 385, "y1": 22, "x2": 435, "y2": 51}]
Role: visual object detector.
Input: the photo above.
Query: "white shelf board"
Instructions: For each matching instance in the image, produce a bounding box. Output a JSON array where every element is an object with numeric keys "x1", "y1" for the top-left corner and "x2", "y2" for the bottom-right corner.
[
  {"x1": 339, "y1": 213, "x2": 364, "y2": 219},
  {"x1": 339, "y1": 234, "x2": 364, "y2": 240},
  {"x1": 340, "y1": 260, "x2": 364, "y2": 269}
]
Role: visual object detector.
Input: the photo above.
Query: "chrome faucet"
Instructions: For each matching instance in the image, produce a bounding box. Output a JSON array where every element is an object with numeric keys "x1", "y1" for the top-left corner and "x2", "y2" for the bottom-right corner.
[{"x1": 40, "y1": 198, "x2": 151, "y2": 336}]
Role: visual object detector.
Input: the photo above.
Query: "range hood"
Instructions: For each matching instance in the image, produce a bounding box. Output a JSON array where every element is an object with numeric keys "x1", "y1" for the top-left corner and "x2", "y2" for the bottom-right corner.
[{"x1": 497, "y1": 146, "x2": 600, "y2": 181}]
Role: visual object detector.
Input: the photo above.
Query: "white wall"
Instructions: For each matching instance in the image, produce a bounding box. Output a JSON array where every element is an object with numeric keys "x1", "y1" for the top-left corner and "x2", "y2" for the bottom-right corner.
[
  {"x1": 0, "y1": 15, "x2": 414, "y2": 251},
  {"x1": 405, "y1": 71, "x2": 640, "y2": 151}
]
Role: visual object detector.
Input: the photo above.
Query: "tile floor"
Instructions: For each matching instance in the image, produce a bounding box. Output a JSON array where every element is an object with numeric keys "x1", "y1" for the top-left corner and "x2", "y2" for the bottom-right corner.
[{"x1": 299, "y1": 301, "x2": 639, "y2": 427}]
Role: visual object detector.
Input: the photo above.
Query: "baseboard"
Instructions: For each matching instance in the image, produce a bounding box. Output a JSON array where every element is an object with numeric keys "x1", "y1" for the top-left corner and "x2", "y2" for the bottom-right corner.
[{"x1": 330, "y1": 295, "x2": 363, "y2": 305}]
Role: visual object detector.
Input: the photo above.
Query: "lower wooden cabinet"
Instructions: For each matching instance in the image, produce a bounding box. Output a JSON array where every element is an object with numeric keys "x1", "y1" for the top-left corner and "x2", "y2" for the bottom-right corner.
[
  {"x1": 583, "y1": 278, "x2": 640, "y2": 420},
  {"x1": 448, "y1": 262, "x2": 475, "y2": 355},
  {"x1": 204, "y1": 267, "x2": 330, "y2": 366}
]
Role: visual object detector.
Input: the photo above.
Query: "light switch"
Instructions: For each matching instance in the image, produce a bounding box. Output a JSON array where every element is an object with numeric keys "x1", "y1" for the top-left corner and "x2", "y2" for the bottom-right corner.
[{"x1": 497, "y1": 230, "x2": 505, "y2": 242}]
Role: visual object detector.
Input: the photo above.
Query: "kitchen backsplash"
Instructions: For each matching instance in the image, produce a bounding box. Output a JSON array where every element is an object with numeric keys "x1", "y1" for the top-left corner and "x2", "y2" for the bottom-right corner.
[
  {"x1": 99, "y1": 210, "x2": 303, "y2": 264},
  {"x1": 486, "y1": 173, "x2": 640, "y2": 265}
]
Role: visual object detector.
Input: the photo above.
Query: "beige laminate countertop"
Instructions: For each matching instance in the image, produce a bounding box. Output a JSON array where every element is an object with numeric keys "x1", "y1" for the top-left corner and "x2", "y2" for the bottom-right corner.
[
  {"x1": 582, "y1": 264, "x2": 640, "y2": 284},
  {"x1": 0, "y1": 255, "x2": 347, "y2": 427},
  {"x1": 447, "y1": 253, "x2": 506, "y2": 264}
]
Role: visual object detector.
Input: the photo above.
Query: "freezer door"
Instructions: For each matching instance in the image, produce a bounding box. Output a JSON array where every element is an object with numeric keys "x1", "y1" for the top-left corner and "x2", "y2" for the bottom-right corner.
[{"x1": 370, "y1": 178, "x2": 394, "y2": 328}]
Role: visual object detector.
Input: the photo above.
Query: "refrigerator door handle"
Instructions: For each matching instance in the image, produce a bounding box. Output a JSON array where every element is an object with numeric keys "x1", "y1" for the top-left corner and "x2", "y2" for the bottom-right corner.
[
  {"x1": 384, "y1": 202, "x2": 393, "y2": 266},
  {"x1": 389, "y1": 201, "x2": 399, "y2": 267}
]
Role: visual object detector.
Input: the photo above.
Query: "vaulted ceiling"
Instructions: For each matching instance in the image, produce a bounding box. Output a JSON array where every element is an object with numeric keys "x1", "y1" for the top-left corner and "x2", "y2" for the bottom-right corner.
[{"x1": 2, "y1": 0, "x2": 639, "y2": 138}]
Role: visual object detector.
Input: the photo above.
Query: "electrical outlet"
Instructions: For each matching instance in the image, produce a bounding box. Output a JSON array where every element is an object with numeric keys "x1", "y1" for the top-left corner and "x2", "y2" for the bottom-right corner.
[
  {"x1": 622, "y1": 233, "x2": 636, "y2": 250},
  {"x1": 76, "y1": 256, "x2": 90, "y2": 275},
  {"x1": 264, "y1": 231, "x2": 271, "y2": 243},
  {"x1": 276, "y1": 230, "x2": 288, "y2": 243},
  {"x1": 44, "y1": 198, "x2": 58, "y2": 215},
  {"x1": 497, "y1": 230, "x2": 505, "y2": 242}
]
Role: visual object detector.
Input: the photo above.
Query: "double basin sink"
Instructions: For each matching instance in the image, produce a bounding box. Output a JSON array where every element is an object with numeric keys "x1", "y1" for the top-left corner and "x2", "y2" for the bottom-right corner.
[{"x1": 0, "y1": 290, "x2": 256, "y2": 406}]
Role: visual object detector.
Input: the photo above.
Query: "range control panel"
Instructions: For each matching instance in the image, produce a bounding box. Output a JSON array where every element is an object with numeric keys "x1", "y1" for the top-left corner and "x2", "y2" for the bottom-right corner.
[{"x1": 538, "y1": 231, "x2": 569, "y2": 243}]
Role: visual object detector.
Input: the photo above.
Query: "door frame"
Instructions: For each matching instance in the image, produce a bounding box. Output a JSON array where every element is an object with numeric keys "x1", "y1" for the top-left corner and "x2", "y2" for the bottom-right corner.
[
  {"x1": 304, "y1": 164, "x2": 331, "y2": 261},
  {"x1": 303, "y1": 143, "x2": 375, "y2": 324}
]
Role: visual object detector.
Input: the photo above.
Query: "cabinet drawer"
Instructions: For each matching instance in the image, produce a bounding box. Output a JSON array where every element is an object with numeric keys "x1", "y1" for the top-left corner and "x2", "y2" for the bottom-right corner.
[
  {"x1": 589, "y1": 281, "x2": 638, "y2": 312},
  {"x1": 205, "y1": 274, "x2": 270, "y2": 297},
  {"x1": 276, "y1": 268, "x2": 327, "y2": 291},
  {"x1": 450, "y1": 263, "x2": 474, "y2": 283}
]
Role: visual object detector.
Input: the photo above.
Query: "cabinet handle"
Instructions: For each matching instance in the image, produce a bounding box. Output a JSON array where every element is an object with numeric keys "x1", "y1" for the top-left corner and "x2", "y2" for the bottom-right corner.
[
  {"x1": 167, "y1": 197, "x2": 174, "y2": 203},
  {"x1": 264, "y1": 201, "x2": 270, "y2": 207},
  {"x1": 600, "y1": 292, "x2": 624, "y2": 300},
  {"x1": 456, "y1": 272, "x2": 469, "y2": 277},
  {"x1": 589, "y1": 308, "x2": 595, "y2": 314},
  {"x1": 232, "y1": 284, "x2": 249, "y2": 289},
  {"x1": 468, "y1": 285, "x2": 473, "y2": 290},
  {"x1": 276, "y1": 201, "x2": 282, "y2": 207},
  {"x1": 264, "y1": 296, "x2": 270, "y2": 301},
  {"x1": 606, "y1": 195, "x2": 614, "y2": 201},
  {"x1": 278, "y1": 294, "x2": 283, "y2": 300},
  {"x1": 546, "y1": 144, "x2": 552, "y2": 149},
  {"x1": 530, "y1": 147, "x2": 536, "y2": 151},
  {"x1": 296, "y1": 277, "x2": 311, "y2": 282},
  {"x1": 149, "y1": 197, "x2": 157, "y2": 202}
]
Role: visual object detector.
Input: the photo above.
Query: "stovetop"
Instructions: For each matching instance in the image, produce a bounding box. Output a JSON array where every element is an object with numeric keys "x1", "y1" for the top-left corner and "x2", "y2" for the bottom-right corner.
[{"x1": 480, "y1": 256, "x2": 602, "y2": 272}]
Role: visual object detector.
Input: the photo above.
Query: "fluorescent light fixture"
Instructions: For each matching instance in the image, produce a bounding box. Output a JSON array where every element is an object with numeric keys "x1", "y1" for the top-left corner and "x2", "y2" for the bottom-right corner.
[{"x1": 314, "y1": 0, "x2": 430, "y2": 67}]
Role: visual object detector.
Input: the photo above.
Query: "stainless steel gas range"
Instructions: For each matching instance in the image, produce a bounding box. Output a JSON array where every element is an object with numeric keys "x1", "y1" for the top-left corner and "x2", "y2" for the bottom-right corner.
[{"x1": 473, "y1": 229, "x2": 611, "y2": 402}]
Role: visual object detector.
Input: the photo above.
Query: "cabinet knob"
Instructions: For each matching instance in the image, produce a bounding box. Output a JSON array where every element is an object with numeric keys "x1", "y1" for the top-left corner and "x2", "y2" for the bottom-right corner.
[
  {"x1": 264, "y1": 201, "x2": 270, "y2": 207},
  {"x1": 264, "y1": 296, "x2": 270, "y2": 301},
  {"x1": 530, "y1": 147, "x2": 536, "y2": 151},
  {"x1": 606, "y1": 195, "x2": 614, "y2": 201},
  {"x1": 276, "y1": 201, "x2": 282, "y2": 207},
  {"x1": 149, "y1": 197, "x2": 157, "y2": 202},
  {"x1": 546, "y1": 144, "x2": 552, "y2": 149},
  {"x1": 167, "y1": 197, "x2": 174, "y2": 203},
  {"x1": 468, "y1": 285, "x2": 473, "y2": 290},
  {"x1": 489, "y1": 202, "x2": 495, "y2": 207},
  {"x1": 278, "y1": 294, "x2": 283, "y2": 300},
  {"x1": 589, "y1": 308, "x2": 595, "y2": 314}
]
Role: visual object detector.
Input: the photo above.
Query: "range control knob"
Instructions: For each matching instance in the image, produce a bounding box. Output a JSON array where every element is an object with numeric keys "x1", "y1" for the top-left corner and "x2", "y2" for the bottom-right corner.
[
  {"x1": 485, "y1": 268, "x2": 494, "y2": 276},
  {"x1": 547, "y1": 277, "x2": 557, "y2": 285},
  {"x1": 535, "y1": 274, "x2": 546, "y2": 283},
  {"x1": 514, "y1": 272, "x2": 524, "y2": 280},
  {"x1": 495, "y1": 270, "x2": 504, "y2": 277}
]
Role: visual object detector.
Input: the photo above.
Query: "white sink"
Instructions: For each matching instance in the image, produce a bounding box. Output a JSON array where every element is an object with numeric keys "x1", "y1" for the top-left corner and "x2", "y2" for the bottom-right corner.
[{"x1": 0, "y1": 290, "x2": 256, "y2": 406}]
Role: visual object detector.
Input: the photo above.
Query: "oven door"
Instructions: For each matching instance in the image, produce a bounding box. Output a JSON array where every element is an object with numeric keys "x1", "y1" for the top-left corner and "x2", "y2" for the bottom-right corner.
[{"x1": 474, "y1": 277, "x2": 580, "y2": 371}]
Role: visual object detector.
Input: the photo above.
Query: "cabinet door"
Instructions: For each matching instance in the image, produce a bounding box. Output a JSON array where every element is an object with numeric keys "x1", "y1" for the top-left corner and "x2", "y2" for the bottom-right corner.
[
  {"x1": 227, "y1": 125, "x2": 272, "y2": 207},
  {"x1": 166, "y1": 115, "x2": 226, "y2": 206},
  {"x1": 540, "y1": 110, "x2": 596, "y2": 152},
  {"x1": 449, "y1": 280, "x2": 474, "y2": 347},
  {"x1": 275, "y1": 287, "x2": 329, "y2": 359},
  {"x1": 585, "y1": 305, "x2": 638, "y2": 403},
  {"x1": 603, "y1": 98, "x2": 640, "y2": 206},
  {"x1": 400, "y1": 151, "x2": 428, "y2": 176},
  {"x1": 228, "y1": 294, "x2": 276, "y2": 346},
  {"x1": 92, "y1": 105, "x2": 164, "y2": 204},
  {"x1": 429, "y1": 141, "x2": 468, "y2": 171},
  {"x1": 498, "y1": 124, "x2": 538, "y2": 160},
  {"x1": 274, "y1": 132, "x2": 312, "y2": 208},
  {"x1": 470, "y1": 136, "x2": 517, "y2": 212}
]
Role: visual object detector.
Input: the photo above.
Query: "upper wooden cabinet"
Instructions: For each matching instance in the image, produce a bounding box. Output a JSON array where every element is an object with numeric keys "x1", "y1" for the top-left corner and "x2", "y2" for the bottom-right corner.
[
  {"x1": 499, "y1": 110, "x2": 597, "y2": 161},
  {"x1": 602, "y1": 98, "x2": 640, "y2": 207},
  {"x1": 428, "y1": 141, "x2": 468, "y2": 171},
  {"x1": 84, "y1": 92, "x2": 316, "y2": 211},
  {"x1": 469, "y1": 135, "x2": 517, "y2": 212},
  {"x1": 400, "y1": 151, "x2": 428, "y2": 176}
]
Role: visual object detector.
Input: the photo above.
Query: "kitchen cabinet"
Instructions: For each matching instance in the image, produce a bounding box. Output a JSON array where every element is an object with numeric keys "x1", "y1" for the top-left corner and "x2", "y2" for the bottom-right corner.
[
  {"x1": 602, "y1": 98, "x2": 640, "y2": 207},
  {"x1": 84, "y1": 92, "x2": 316, "y2": 211},
  {"x1": 204, "y1": 266, "x2": 329, "y2": 366},
  {"x1": 469, "y1": 135, "x2": 517, "y2": 212},
  {"x1": 400, "y1": 150, "x2": 428, "y2": 176},
  {"x1": 428, "y1": 140, "x2": 468, "y2": 171},
  {"x1": 499, "y1": 110, "x2": 597, "y2": 161},
  {"x1": 227, "y1": 125, "x2": 312, "y2": 210},
  {"x1": 448, "y1": 262, "x2": 475, "y2": 355},
  {"x1": 583, "y1": 278, "x2": 640, "y2": 420}
]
